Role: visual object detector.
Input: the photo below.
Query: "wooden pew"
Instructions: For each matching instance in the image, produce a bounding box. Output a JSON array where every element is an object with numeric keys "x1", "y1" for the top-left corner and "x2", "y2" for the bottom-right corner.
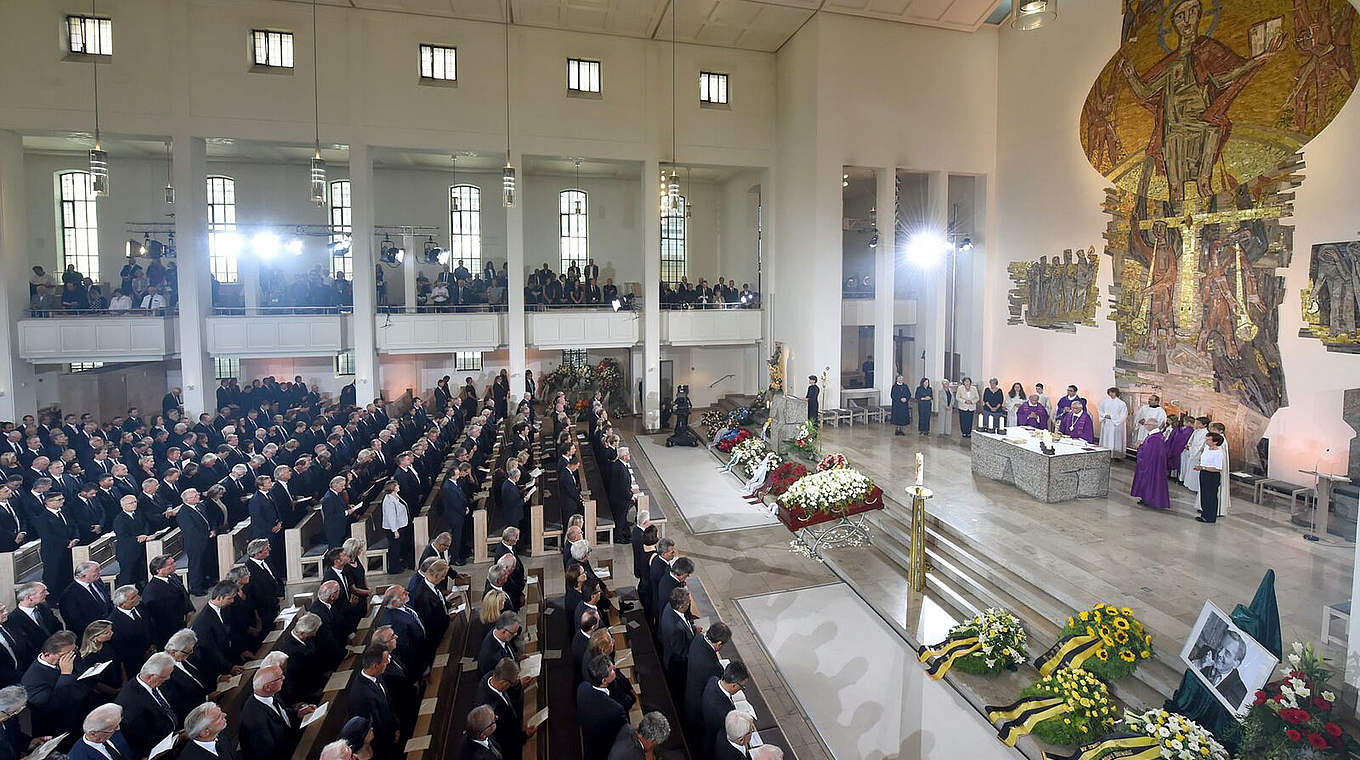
[
  {"x1": 285, "y1": 509, "x2": 328, "y2": 583},
  {"x1": 215, "y1": 520, "x2": 252, "y2": 578},
  {"x1": 0, "y1": 541, "x2": 43, "y2": 607},
  {"x1": 145, "y1": 526, "x2": 190, "y2": 587}
]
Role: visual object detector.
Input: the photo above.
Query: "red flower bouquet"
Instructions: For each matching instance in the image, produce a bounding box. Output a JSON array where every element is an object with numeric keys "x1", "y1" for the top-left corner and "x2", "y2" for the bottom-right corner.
[
  {"x1": 1238, "y1": 642, "x2": 1359, "y2": 759},
  {"x1": 767, "y1": 462, "x2": 808, "y2": 496},
  {"x1": 716, "y1": 428, "x2": 752, "y2": 453}
]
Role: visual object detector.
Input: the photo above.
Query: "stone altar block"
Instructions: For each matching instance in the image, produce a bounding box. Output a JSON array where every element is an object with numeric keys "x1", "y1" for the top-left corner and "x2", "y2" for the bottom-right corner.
[{"x1": 970, "y1": 430, "x2": 1110, "y2": 503}]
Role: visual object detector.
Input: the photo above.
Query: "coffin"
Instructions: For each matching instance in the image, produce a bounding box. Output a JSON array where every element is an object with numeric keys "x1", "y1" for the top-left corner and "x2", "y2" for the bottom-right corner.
[{"x1": 777, "y1": 485, "x2": 885, "y2": 530}]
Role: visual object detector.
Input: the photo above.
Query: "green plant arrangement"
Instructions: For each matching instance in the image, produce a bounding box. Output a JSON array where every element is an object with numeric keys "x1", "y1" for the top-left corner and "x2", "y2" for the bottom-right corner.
[
  {"x1": 1017, "y1": 668, "x2": 1116, "y2": 746},
  {"x1": 1041, "y1": 602, "x2": 1153, "y2": 682}
]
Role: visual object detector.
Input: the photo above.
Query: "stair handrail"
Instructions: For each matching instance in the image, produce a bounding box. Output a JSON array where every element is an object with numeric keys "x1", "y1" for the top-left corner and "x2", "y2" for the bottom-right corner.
[{"x1": 708, "y1": 373, "x2": 736, "y2": 389}]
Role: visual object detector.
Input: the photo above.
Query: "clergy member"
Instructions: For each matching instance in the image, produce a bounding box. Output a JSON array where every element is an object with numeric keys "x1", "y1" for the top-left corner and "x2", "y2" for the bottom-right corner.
[
  {"x1": 1058, "y1": 400, "x2": 1096, "y2": 443},
  {"x1": 1131, "y1": 421, "x2": 1172, "y2": 509},
  {"x1": 1055, "y1": 385, "x2": 1085, "y2": 419},
  {"x1": 1016, "y1": 394, "x2": 1049, "y2": 430},
  {"x1": 1097, "y1": 387, "x2": 1128, "y2": 457},
  {"x1": 914, "y1": 379, "x2": 934, "y2": 436},
  {"x1": 1181, "y1": 417, "x2": 1210, "y2": 492},
  {"x1": 1134, "y1": 395, "x2": 1167, "y2": 444},
  {"x1": 890, "y1": 377, "x2": 912, "y2": 437},
  {"x1": 1166, "y1": 415, "x2": 1194, "y2": 479}
]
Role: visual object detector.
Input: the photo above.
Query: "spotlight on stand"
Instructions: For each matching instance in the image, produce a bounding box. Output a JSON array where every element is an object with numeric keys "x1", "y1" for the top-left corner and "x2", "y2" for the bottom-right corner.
[
  {"x1": 422, "y1": 237, "x2": 450, "y2": 266},
  {"x1": 379, "y1": 234, "x2": 405, "y2": 266},
  {"x1": 960, "y1": 237, "x2": 974, "y2": 252},
  {"x1": 125, "y1": 238, "x2": 147, "y2": 257},
  {"x1": 906, "y1": 231, "x2": 949, "y2": 268},
  {"x1": 610, "y1": 294, "x2": 635, "y2": 312},
  {"x1": 285, "y1": 238, "x2": 304, "y2": 256}
]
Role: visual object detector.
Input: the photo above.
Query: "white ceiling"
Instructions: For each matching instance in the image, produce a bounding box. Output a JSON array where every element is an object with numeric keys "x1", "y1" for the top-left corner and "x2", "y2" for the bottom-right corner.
[{"x1": 291, "y1": 0, "x2": 1006, "y2": 51}]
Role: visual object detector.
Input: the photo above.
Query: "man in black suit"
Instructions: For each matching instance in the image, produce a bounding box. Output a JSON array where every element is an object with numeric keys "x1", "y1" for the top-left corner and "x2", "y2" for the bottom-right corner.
[
  {"x1": 110, "y1": 585, "x2": 155, "y2": 681},
  {"x1": 113, "y1": 652, "x2": 179, "y2": 758},
  {"x1": 654, "y1": 554, "x2": 692, "y2": 629},
  {"x1": 322, "y1": 548, "x2": 361, "y2": 636},
  {"x1": 179, "y1": 702, "x2": 238, "y2": 760},
  {"x1": 701, "y1": 662, "x2": 751, "y2": 759},
  {"x1": 685, "y1": 622, "x2": 731, "y2": 725},
  {"x1": 7, "y1": 582, "x2": 61, "y2": 663},
  {"x1": 476, "y1": 658, "x2": 533, "y2": 759},
  {"x1": 713, "y1": 711, "x2": 758, "y2": 760},
  {"x1": 218, "y1": 464, "x2": 251, "y2": 524},
  {"x1": 112, "y1": 494, "x2": 151, "y2": 588},
  {"x1": 309, "y1": 581, "x2": 349, "y2": 671},
  {"x1": 393, "y1": 453, "x2": 423, "y2": 509},
  {"x1": 247, "y1": 475, "x2": 285, "y2": 576},
  {"x1": 70, "y1": 482, "x2": 105, "y2": 544},
  {"x1": 607, "y1": 712, "x2": 672, "y2": 760},
  {"x1": 376, "y1": 585, "x2": 427, "y2": 677},
  {"x1": 492, "y1": 527, "x2": 526, "y2": 599},
  {"x1": 478, "y1": 611, "x2": 521, "y2": 676},
  {"x1": 191, "y1": 582, "x2": 242, "y2": 683},
  {"x1": 571, "y1": 609, "x2": 600, "y2": 686},
  {"x1": 321, "y1": 476, "x2": 358, "y2": 548},
  {"x1": 498, "y1": 468, "x2": 526, "y2": 538},
  {"x1": 33, "y1": 492, "x2": 79, "y2": 594},
  {"x1": 59, "y1": 560, "x2": 113, "y2": 639},
  {"x1": 0, "y1": 607, "x2": 25, "y2": 688},
  {"x1": 441, "y1": 464, "x2": 473, "y2": 565},
  {"x1": 177, "y1": 488, "x2": 217, "y2": 596},
  {"x1": 560, "y1": 456, "x2": 585, "y2": 520},
  {"x1": 347, "y1": 646, "x2": 399, "y2": 756},
  {"x1": 454, "y1": 705, "x2": 503, "y2": 760},
  {"x1": 65, "y1": 703, "x2": 135, "y2": 760},
  {"x1": 604, "y1": 447, "x2": 636, "y2": 543},
  {"x1": 276, "y1": 613, "x2": 324, "y2": 705},
  {"x1": 239, "y1": 664, "x2": 314, "y2": 760},
  {"x1": 20, "y1": 630, "x2": 88, "y2": 740},
  {"x1": 162, "y1": 629, "x2": 210, "y2": 720},
  {"x1": 243, "y1": 539, "x2": 283, "y2": 630},
  {"x1": 140, "y1": 554, "x2": 194, "y2": 648},
  {"x1": 419, "y1": 531, "x2": 454, "y2": 567},
  {"x1": 1195, "y1": 631, "x2": 1249, "y2": 709},
  {"x1": 577, "y1": 655, "x2": 629, "y2": 760},
  {"x1": 0, "y1": 485, "x2": 27, "y2": 552},
  {"x1": 630, "y1": 514, "x2": 655, "y2": 582},
  {"x1": 659, "y1": 587, "x2": 698, "y2": 702}
]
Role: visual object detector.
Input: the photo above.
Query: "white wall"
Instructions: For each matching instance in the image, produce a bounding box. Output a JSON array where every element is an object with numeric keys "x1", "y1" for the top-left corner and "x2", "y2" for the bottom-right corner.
[
  {"x1": 989, "y1": 0, "x2": 1360, "y2": 478},
  {"x1": 663, "y1": 345, "x2": 757, "y2": 409}
]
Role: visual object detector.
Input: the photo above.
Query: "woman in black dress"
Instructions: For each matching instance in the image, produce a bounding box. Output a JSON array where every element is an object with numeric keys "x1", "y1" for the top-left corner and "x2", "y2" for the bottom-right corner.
[
  {"x1": 806, "y1": 376, "x2": 820, "y2": 427},
  {"x1": 890, "y1": 376, "x2": 912, "y2": 436},
  {"x1": 524, "y1": 369, "x2": 536, "y2": 400},
  {"x1": 914, "y1": 378, "x2": 934, "y2": 435}
]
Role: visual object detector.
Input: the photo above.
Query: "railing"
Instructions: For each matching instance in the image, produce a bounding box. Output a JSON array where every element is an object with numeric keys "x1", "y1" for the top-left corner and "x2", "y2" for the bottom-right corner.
[
  {"x1": 526, "y1": 301, "x2": 641, "y2": 312},
  {"x1": 842, "y1": 289, "x2": 876, "y2": 299},
  {"x1": 25, "y1": 306, "x2": 178, "y2": 318},
  {"x1": 212, "y1": 305, "x2": 354, "y2": 316},
  {"x1": 660, "y1": 300, "x2": 759, "y2": 310},
  {"x1": 379, "y1": 303, "x2": 508, "y2": 314},
  {"x1": 709, "y1": 373, "x2": 736, "y2": 388}
]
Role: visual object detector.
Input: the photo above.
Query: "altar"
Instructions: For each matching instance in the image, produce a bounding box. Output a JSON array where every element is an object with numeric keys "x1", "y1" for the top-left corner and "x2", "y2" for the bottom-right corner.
[{"x1": 970, "y1": 429, "x2": 1110, "y2": 503}]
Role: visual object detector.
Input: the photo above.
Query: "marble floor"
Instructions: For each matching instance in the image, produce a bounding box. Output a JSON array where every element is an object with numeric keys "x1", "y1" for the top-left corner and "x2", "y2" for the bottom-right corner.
[
  {"x1": 635, "y1": 433, "x2": 781, "y2": 534},
  {"x1": 815, "y1": 423, "x2": 1355, "y2": 659},
  {"x1": 736, "y1": 583, "x2": 1023, "y2": 760}
]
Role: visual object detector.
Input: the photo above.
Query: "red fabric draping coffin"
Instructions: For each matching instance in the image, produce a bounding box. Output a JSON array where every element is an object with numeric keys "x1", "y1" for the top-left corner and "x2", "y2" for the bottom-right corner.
[{"x1": 777, "y1": 485, "x2": 884, "y2": 531}]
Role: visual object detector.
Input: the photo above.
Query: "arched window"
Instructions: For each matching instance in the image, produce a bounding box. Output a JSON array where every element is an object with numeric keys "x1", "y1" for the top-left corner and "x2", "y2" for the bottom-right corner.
[
  {"x1": 559, "y1": 189, "x2": 588, "y2": 272},
  {"x1": 56, "y1": 170, "x2": 99, "y2": 282},
  {"x1": 450, "y1": 184, "x2": 482, "y2": 273},
  {"x1": 661, "y1": 194, "x2": 687, "y2": 283},
  {"x1": 329, "y1": 179, "x2": 353, "y2": 278},
  {"x1": 206, "y1": 176, "x2": 238, "y2": 282}
]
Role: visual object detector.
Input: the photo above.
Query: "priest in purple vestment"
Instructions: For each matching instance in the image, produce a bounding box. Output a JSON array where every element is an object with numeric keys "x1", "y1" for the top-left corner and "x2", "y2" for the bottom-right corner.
[
  {"x1": 1016, "y1": 394, "x2": 1050, "y2": 429},
  {"x1": 1057, "y1": 400, "x2": 1096, "y2": 443},
  {"x1": 1131, "y1": 421, "x2": 1172, "y2": 509},
  {"x1": 1055, "y1": 385, "x2": 1086, "y2": 419},
  {"x1": 1165, "y1": 416, "x2": 1193, "y2": 478}
]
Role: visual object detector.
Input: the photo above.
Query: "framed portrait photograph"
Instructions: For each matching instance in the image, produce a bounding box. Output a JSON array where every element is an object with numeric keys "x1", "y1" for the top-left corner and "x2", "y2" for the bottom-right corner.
[{"x1": 1179, "y1": 601, "x2": 1280, "y2": 715}]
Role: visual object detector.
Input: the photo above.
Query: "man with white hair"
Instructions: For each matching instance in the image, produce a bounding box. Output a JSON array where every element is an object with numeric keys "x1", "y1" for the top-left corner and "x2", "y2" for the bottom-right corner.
[
  {"x1": 308, "y1": 581, "x2": 347, "y2": 671},
  {"x1": 605, "y1": 446, "x2": 636, "y2": 542},
  {"x1": 113, "y1": 652, "x2": 178, "y2": 757},
  {"x1": 572, "y1": 539, "x2": 614, "y2": 616},
  {"x1": 498, "y1": 466, "x2": 526, "y2": 541},
  {"x1": 713, "y1": 710, "x2": 757, "y2": 760},
  {"x1": 378, "y1": 585, "x2": 428, "y2": 675},
  {"x1": 492, "y1": 527, "x2": 526, "y2": 604},
  {"x1": 178, "y1": 701, "x2": 235, "y2": 760},
  {"x1": 161, "y1": 629, "x2": 208, "y2": 718},
  {"x1": 607, "y1": 711, "x2": 671, "y2": 760},
  {"x1": 178, "y1": 487, "x2": 216, "y2": 596},
  {"x1": 751, "y1": 746, "x2": 784, "y2": 760},
  {"x1": 239, "y1": 664, "x2": 314, "y2": 760},
  {"x1": 110, "y1": 584, "x2": 154, "y2": 677},
  {"x1": 58, "y1": 560, "x2": 113, "y2": 638},
  {"x1": 318, "y1": 739, "x2": 353, "y2": 760},
  {"x1": 276, "y1": 612, "x2": 323, "y2": 703},
  {"x1": 218, "y1": 463, "x2": 251, "y2": 523},
  {"x1": 485, "y1": 562, "x2": 518, "y2": 614},
  {"x1": 67, "y1": 703, "x2": 133, "y2": 760}
]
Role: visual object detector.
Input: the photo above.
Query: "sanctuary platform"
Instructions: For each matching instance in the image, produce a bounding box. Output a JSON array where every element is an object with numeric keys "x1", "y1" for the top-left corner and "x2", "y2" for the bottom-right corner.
[{"x1": 970, "y1": 429, "x2": 1110, "y2": 502}]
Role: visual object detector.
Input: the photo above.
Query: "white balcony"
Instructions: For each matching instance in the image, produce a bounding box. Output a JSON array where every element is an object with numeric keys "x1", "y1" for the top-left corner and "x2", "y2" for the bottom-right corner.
[
  {"x1": 376, "y1": 311, "x2": 505, "y2": 354},
  {"x1": 19, "y1": 315, "x2": 179, "y2": 362},
  {"x1": 663, "y1": 308, "x2": 762, "y2": 346},
  {"x1": 206, "y1": 313, "x2": 351, "y2": 357},
  {"x1": 841, "y1": 298, "x2": 917, "y2": 327},
  {"x1": 528, "y1": 309, "x2": 639, "y2": 349}
]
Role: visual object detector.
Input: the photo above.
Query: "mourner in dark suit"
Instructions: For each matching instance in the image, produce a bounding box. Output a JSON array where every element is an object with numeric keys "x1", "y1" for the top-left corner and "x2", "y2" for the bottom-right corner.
[
  {"x1": 475, "y1": 660, "x2": 530, "y2": 759},
  {"x1": 21, "y1": 631, "x2": 89, "y2": 740},
  {"x1": 7, "y1": 584, "x2": 62, "y2": 664},
  {"x1": 607, "y1": 712, "x2": 672, "y2": 760},
  {"x1": 685, "y1": 623, "x2": 731, "y2": 725},
  {"x1": 190, "y1": 583, "x2": 240, "y2": 682},
  {"x1": 240, "y1": 665, "x2": 312, "y2": 760},
  {"x1": 65, "y1": 705, "x2": 136, "y2": 760},
  {"x1": 576, "y1": 655, "x2": 629, "y2": 760},
  {"x1": 112, "y1": 495, "x2": 151, "y2": 588},
  {"x1": 477, "y1": 612, "x2": 521, "y2": 676},
  {"x1": 59, "y1": 562, "x2": 114, "y2": 639},
  {"x1": 454, "y1": 706, "x2": 503, "y2": 760},
  {"x1": 347, "y1": 647, "x2": 399, "y2": 757},
  {"x1": 701, "y1": 662, "x2": 750, "y2": 759},
  {"x1": 33, "y1": 493, "x2": 79, "y2": 594},
  {"x1": 176, "y1": 702, "x2": 238, "y2": 760},
  {"x1": 320, "y1": 477, "x2": 357, "y2": 548},
  {"x1": 140, "y1": 555, "x2": 195, "y2": 648},
  {"x1": 109, "y1": 589, "x2": 155, "y2": 681},
  {"x1": 112, "y1": 652, "x2": 179, "y2": 759}
]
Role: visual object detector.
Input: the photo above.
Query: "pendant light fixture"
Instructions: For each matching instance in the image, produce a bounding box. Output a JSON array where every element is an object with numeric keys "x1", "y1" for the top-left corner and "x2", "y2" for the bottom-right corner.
[
  {"x1": 1013, "y1": 0, "x2": 1057, "y2": 30},
  {"x1": 573, "y1": 159, "x2": 583, "y2": 215},
  {"x1": 163, "y1": 139, "x2": 174, "y2": 205},
  {"x1": 501, "y1": 0, "x2": 516, "y2": 208},
  {"x1": 88, "y1": 0, "x2": 108, "y2": 196},
  {"x1": 663, "y1": 0, "x2": 680, "y2": 214},
  {"x1": 450, "y1": 153, "x2": 460, "y2": 212},
  {"x1": 308, "y1": 0, "x2": 326, "y2": 207}
]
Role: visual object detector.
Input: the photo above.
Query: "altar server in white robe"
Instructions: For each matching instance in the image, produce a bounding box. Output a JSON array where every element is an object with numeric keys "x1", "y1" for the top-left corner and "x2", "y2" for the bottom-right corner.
[
  {"x1": 1133, "y1": 395, "x2": 1167, "y2": 445},
  {"x1": 1097, "y1": 387, "x2": 1129, "y2": 458},
  {"x1": 1205, "y1": 422, "x2": 1231, "y2": 516},
  {"x1": 1180, "y1": 417, "x2": 1210, "y2": 491}
]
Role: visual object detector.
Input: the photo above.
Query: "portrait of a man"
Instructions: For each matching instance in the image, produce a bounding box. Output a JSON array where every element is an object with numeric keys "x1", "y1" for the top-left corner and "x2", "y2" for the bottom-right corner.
[{"x1": 1180, "y1": 601, "x2": 1279, "y2": 715}]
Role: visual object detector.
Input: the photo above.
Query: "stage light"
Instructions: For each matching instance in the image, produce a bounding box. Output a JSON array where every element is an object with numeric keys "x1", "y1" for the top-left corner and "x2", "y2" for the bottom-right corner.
[
  {"x1": 253, "y1": 231, "x2": 281, "y2": 259},
  {"x1": 906, "y1": 231, "x2": 948, "y2": 268},
  {"x1": 960, "y1": 237, "x2": 974, "y2": 252},
  {"x1": 1013, "y1": 0, "x2": 1057, "y2": 30},
  {"x1": 842, "y1": 173, "x2": 849, "y2": 188},
  {"x1": 214, "y1": 231, "x2": 242, "y2": 257},
  {"x1": 285, "y1": 238, "x2": 304, "y2": 256},
  {"x1": 611, "y1": 294, "x2": 635, "y2": 312},
  {"x1": 868, "y1": 229, "x2": 879, "y2": 249},
  {"x1": 125, "y1": 238, "x2": 147, "y2": 257},
  {"x1": 379, "y1": 234, "x2": 405, "y2": 265},
  {"x1": 422, "y1": 237, "x2": 450, "y2": 265},
  {"x1": 329, "y1": 237, "x2": 352, "y2": 256}
]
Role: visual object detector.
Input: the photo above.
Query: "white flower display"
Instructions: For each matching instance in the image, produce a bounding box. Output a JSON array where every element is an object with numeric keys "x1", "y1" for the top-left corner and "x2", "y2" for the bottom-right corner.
[
  {"x1": 728, "y1": 438, "x2": 778, "y2": 478},
  {"x1": 778, "y1": 466, "x2": 873, "y2": 513},
  {"x1": 1123, "y1": 709, "x2": 1229, "y2": 760}
]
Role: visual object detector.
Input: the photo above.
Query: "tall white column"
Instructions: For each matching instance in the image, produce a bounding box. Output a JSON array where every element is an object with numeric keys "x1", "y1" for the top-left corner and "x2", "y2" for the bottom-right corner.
[
  {"x1": 174, "y1": 135, "x2": 214, "y2": 417},
  {"x1": 0, "y1": 132, "x2": 38, "y2": 421},
  {"x1": 642, "y1": 160, "x2": 661, "y2": 431},
  {"x1": 402, "y1": 231, "x2": 416, "y2": 309},
  {"x1": 505, "y1": 151, "x2": 526, "y2": 402},
  {"x1": 349, "y1": 144, "x2": 380, "y2": 399},
  {"x1": 920, "y1": 170, "x2": 950, "y2": 382},
  {"x1": 874, "y1": 167, "x2": 897, "y2": 404},
  {"x1": 241, "y1": 257, "x2": 260, "y2": 310}
]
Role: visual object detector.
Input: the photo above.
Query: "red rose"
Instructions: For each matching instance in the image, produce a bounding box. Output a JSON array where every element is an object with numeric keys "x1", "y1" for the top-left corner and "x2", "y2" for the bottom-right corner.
[
  {"x1": 1253, "y1": 691, "x2": 1267, "y2": 706},
  {"x1": 1282, "y1": 709, "x2": 1310, "y2": 724},
  {"x1": 1325, "y1": 722, "x2": 1343, "y2": 738},
  {"x1": 1308, "y1": 733, "x2": 1329, "y2": 750},
  {"x1": 1286, "y1": 729, "x2": 1303, "y2": 742},
  {"x1": 1313, "y1": 698, "x2": 1332, "y2": 711}
]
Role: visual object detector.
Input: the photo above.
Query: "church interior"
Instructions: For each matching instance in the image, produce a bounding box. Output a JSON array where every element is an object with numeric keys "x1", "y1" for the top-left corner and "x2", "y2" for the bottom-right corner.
[{"x1": 1, "y1": 0, "x2": 1360, "y2": 758}]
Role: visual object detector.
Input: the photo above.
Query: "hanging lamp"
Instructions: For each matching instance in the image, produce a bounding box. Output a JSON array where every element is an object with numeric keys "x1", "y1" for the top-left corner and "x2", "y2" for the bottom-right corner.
[
  {"x1": 87, "y1": 0, "x2": 108, "y2": 196},
  {"x1": 501, "y1": 0, "x2": 516, "y2": 207},
  {"x1": 308, "y1": 0, "x2": 326, "y2": 207},
  {"x1": 663, "y1": 0, "x2": 680, "y2": 214},
  {"x1": 163, "y1": 139, "x2": 174, "y2": 205}
]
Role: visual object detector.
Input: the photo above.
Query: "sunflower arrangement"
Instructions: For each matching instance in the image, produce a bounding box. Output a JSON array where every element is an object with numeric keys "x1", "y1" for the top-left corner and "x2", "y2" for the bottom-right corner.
[
  {"x1": 1123, "y1": 708, "x2": 1229, "y2": 760},
  {"x1": 1059, "y1": 602, "x2": 1153, "y2": 681},
  {"x1": 1019, "y1": 668, "x2": 1116, "y2": 746},
  {"x1": 950, "y1": 608, "x2": 1028, "y2": 675}
]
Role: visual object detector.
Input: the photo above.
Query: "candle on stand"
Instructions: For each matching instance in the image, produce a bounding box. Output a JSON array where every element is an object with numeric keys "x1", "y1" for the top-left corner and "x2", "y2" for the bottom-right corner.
[{"x1": 915, "y1": 453, "x2": 924, "y2": 487}]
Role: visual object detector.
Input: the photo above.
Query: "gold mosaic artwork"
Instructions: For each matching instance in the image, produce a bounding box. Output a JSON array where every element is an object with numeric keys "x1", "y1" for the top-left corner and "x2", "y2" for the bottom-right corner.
[{"x1": 1007, "y1": 247, "x2": 1101, "y2": 331}]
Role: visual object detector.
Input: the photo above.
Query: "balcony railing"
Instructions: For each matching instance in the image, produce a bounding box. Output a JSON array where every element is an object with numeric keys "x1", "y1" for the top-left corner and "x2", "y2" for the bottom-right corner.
[{"x1": 25, "y1": 306, "x2": 178, "y2": 318}]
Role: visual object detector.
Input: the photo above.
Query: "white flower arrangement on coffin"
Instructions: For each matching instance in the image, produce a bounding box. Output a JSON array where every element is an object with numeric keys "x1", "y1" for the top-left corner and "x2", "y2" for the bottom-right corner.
[
  {"x1": 778, "y1": 466, "x2": 872, "y2": 515},
  {"x1": 1123, "y1": 708, "x2": 1229, "y2": 760}
]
